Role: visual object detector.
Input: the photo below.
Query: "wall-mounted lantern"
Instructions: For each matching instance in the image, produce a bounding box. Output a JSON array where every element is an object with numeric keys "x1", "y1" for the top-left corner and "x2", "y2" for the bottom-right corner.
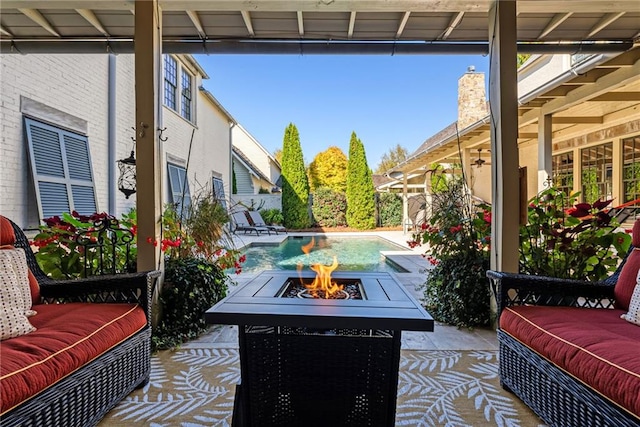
[{"x1": 117, "y1": 151, "x2": 136, "y2": 199}]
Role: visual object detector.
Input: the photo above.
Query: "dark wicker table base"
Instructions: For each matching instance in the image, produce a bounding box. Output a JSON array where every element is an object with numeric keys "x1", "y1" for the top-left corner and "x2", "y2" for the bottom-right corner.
[{"x1": 235, "y1": 326, "x2": 402, "y2": 427}]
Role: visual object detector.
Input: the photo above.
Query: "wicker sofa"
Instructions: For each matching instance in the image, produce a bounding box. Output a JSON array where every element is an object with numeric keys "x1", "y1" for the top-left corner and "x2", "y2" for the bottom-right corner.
[
  {"x1": 0, "y1": 215, "x2": 159, "y2": 426},
  {"x1": 487, "y1": 219, "x2": 640, "y2": 427}
]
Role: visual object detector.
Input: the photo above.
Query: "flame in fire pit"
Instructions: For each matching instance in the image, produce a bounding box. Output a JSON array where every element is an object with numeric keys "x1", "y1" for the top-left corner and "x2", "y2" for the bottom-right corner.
[{"x1": 298, "y1": 237, "x2": 344, "y2": 299}]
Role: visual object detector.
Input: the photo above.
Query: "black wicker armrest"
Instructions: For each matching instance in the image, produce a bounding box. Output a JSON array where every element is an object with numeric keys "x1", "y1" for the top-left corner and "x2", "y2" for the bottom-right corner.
[
  {"x1": 486, "y1": 270, "x2": 616, "y2": 318},
  {"x1": 39, "y1": 270, "x2": 160, "y2": 322}
]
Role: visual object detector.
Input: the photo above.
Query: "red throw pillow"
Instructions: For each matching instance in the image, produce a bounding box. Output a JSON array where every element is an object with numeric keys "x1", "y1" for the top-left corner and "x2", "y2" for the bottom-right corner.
[
  {"x1": 0, "y1": 216, "x2": 16, "y2": 246},
  {"x1": 615, "y1": 219, "x2": 640, "y2": 311},
  {"x1": 0, "y1": 216, "x2": 41, "y2": 304}
]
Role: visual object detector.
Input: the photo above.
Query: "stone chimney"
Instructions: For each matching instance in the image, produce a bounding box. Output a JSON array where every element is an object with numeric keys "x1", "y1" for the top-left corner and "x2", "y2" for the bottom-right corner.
[{"x1": 457, "y1": 66, "x2": 488, "y2": 130}]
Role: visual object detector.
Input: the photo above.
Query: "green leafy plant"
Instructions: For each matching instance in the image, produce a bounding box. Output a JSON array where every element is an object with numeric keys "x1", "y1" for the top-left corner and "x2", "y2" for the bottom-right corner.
[
  {"x1": 311, "y1": 186, "x2": 347, "y2": 227},
  {"x1": 152, "y1": 257, "x2": 228, "y2": 350},
  {"x1": 32, "y1": 211, "x2": 136, "y2": 279},
  {"x1": 519, "y1": 186, "x2": 631, "y2": 281},
  {"x1": 409, "y1": 174, "x2": 492, "y2": 328},
  {"x1": 259, "y1": 208, "x2": 284, "y2": 225},
  {"x1": 377, "y1": 192, "x2": 402, "y2": 227}
]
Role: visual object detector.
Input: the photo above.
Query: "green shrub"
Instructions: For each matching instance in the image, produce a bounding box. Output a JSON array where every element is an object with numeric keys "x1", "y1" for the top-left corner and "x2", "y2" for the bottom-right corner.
[
  {"x1": 409, "y1": 174, "x2": 491, "y2": 328},
  {"x1": 346, "y1": 132, "x2": 376, "y2": 229},
  {"x1": 281, "y1": 123, "x2": 311, "y2": 229},
  {"x1": 311, "y1": 187, "x2": 347, "y2": 227},
  {"x1": 153, "y1": 257, "x2": 228, "y2": 351},
  {"x1": 260, "y1": 208, "x2": 284, "y2": 225},
  {"x1": 377, "y1": 192, "x2": 402, "y2": 227}
]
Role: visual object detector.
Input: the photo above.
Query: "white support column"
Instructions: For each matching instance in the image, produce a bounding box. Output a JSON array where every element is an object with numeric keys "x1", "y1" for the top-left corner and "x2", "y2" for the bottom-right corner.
[
  {"x1": 538, "y1": 112, "x2": 553, "y2": 191},
  {"x1": 402, "y1": 174, "x2": 409, "y2": 233},
  {"x1": 488, "y1": 0, "x2": 519, "y2": 273},
  {"x1": 135, "y1": 0, "x2": 162, "y2": 272}
]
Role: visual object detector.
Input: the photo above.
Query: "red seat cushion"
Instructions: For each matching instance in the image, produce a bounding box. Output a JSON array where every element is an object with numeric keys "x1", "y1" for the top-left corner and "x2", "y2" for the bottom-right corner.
[
  {"x1": 0, "y1": 302, "x2": 147, "y2": 414},
  {"x1": 500, "y1": 305, "x2": 640, "y2": 417},
  {"x1": 615, "y1": 219, "x2": 640, "y2": 311}
]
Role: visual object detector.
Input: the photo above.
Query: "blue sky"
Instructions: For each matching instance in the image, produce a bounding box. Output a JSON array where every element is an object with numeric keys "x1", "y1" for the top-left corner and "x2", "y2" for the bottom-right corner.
[{"x1": 196, "y1": 54, "x2": 489, "y2": 170}]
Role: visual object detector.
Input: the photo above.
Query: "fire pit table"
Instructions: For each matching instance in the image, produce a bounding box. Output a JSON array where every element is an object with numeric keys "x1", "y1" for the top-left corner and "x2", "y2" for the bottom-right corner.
[{"x1": 205, "y1": 270, "x2": 434, "y2": 427}]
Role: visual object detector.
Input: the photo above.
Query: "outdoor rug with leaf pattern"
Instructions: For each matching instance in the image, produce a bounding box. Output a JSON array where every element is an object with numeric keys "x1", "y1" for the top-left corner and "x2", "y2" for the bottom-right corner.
[{"x1": 99, "y1": 348, "x2": 545, "y2": 427}]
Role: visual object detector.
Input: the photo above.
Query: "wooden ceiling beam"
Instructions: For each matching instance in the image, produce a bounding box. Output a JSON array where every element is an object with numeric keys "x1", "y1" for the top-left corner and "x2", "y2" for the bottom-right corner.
[
  {"x1": 586, "y1": 12, "x2": 625, "y2": 38},
  {"x1": 538, "y1": 12, "x2": 572, "y2": 39},
  {"x1": 186, "y1": 10, "x2": 207, "y2": 39},
  {"x1": 590, "y1": 92, "x2": 640, "y2": 101},
  {"x1": 297, "y1": 11, "x2": 304, "y2": 37},
  {"x1": 18, "y1": 8, "x2": 60, "y2": 37},
  {"x1": 0, "y1": 25, "x2": 13, "y2": 37},
  {"x1": 240, "y1": 10, "x2": 255, "y2": 37},
  {"x1": 75, "y1": 9, "x2": 109, "y2": 37},
  {"x1": 552, "y1": 116, "x2": 603, "y2": 124},
  {"x1": 518, "y1": 133, "x2": 538, "y2": 139},
  {"x1": 396, "y1": 11, "x2": 410, "y2": 39},
  {"x1": 438, "y1": 11, "x2": 464, "y2": 40},
  {"x1": 348, "y1": 11, "x2": 356, "y2": 39}
]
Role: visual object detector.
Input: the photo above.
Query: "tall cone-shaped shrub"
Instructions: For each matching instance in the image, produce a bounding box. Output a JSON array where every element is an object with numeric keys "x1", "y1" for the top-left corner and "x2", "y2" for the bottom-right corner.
[
  {"x1": 346, "y1": 132, "x2": 376, "y2": 229},
  {"x1": 281, "y1": 123, "x2": 310, "y2": 229}
]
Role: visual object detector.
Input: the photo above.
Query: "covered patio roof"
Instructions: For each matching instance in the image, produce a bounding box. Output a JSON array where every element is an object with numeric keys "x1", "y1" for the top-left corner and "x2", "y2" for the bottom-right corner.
[{"x1": 1, "y1": 1, "x2": 638, "y2": 53}]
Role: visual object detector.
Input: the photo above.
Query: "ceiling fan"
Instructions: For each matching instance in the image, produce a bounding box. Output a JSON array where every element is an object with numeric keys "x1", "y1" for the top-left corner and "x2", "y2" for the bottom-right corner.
[{"x1": 474, "y1": 148, "x2": 486, "y2": 168}]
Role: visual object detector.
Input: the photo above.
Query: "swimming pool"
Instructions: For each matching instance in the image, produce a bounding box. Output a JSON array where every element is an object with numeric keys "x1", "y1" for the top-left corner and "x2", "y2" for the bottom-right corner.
[{"x1": 239, "y1": 235, "x2": 409, "y2": 273}]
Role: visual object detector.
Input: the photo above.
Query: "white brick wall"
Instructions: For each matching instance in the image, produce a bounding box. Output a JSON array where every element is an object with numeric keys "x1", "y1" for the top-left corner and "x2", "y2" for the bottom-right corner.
[{"x1": 0, "y1": 53, "x2": 232, "y2": 229}]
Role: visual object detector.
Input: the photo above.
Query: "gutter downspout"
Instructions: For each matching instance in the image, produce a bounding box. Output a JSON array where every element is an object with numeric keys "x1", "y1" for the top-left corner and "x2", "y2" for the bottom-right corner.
[
  {"x1": 229, "y1": 121, "x2": 236, "y2": 209},
  {"x1": 107, "y1": 54, "x2": 117, "y2": 214}
]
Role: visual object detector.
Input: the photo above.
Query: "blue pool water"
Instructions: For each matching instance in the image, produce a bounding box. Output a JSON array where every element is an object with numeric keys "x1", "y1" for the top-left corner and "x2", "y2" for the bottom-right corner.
[{"x1": 238, "y1": 235, "x2": 409, "y2": 273}]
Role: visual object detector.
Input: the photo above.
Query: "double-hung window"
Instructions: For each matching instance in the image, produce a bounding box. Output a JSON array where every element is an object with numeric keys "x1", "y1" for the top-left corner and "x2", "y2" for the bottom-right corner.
[
  {"x1": 24, "y1": 117, "x2": 97, "y2": 219},
  {"x1": 167, "y1": 163, "x2": 191, "y2": 218},
  {"x1": 181, "y1": 71, "x2": 192, "y2": 121},
  {"x1": 164, "y1": 55, "x2": 177, "y2": 110},
  {"x1": 163, "y1": 55, "x2": 194, "y2": 122},
  {"x1": 212, "y1": 176, "x2": 227, "y2": 211}
]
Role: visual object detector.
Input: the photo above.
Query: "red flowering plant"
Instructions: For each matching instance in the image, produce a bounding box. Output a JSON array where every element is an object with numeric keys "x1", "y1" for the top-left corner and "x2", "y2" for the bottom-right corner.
[
  {"x1": 151, "y1": 197, "x2": 245, "y2": 274},
  {"x1": 519, "y1": 185, "x2": 631, "y2": 281},
  {"x1": 148, "y1": 190, "x2": 244, "y2": 350},
  {"x1": 408, "y1": 173, "x2": 492, "y2": 328},
  {"x1": 32, "y1": 211, "x2": 135, "y2": 279}
]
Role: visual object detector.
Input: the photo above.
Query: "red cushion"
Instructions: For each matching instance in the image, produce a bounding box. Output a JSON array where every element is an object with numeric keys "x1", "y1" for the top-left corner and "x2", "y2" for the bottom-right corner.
[
  {"x1": 615, "y1": 219, "x2": 640, "y2": 311},
  {"x1": 500, "y1": 305, "x2": 640, "y2": 417},
  {"x1": 616, "y1": 248, "x2": 640, "y2": 311},
  {"x1": 0, "y1": 302, "x2": 147, "y2": 414},
  {"x1": 0, "y1": 216, "x2": 15, "y2": 246}
]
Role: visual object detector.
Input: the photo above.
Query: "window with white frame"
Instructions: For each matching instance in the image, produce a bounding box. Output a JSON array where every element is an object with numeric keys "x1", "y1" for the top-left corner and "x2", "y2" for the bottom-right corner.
[
  {"x1": 164, "y1": 55, "x2": 177, "y2": 110},
  {"x1": 167, "y1": 163, "x2": 191, "y2": 218},
  {"x1": 581, "y1": 143, "x2": 613, "y2": 204},
  {"x1": 622, "y1": 134, "x2": 640, "y2": 204},
  {"x1": 24, "y1": 117, "x2": 98, "y2": 220},
  {"x1": 163, "y1": 55, "x2": 195, "y2": 122},
  {"x1": 212, "y1": 176, "x2": 227, "y2": 211},
  {"x1": 181, "y1": 70, "x2": 192, "y2": 121}
]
